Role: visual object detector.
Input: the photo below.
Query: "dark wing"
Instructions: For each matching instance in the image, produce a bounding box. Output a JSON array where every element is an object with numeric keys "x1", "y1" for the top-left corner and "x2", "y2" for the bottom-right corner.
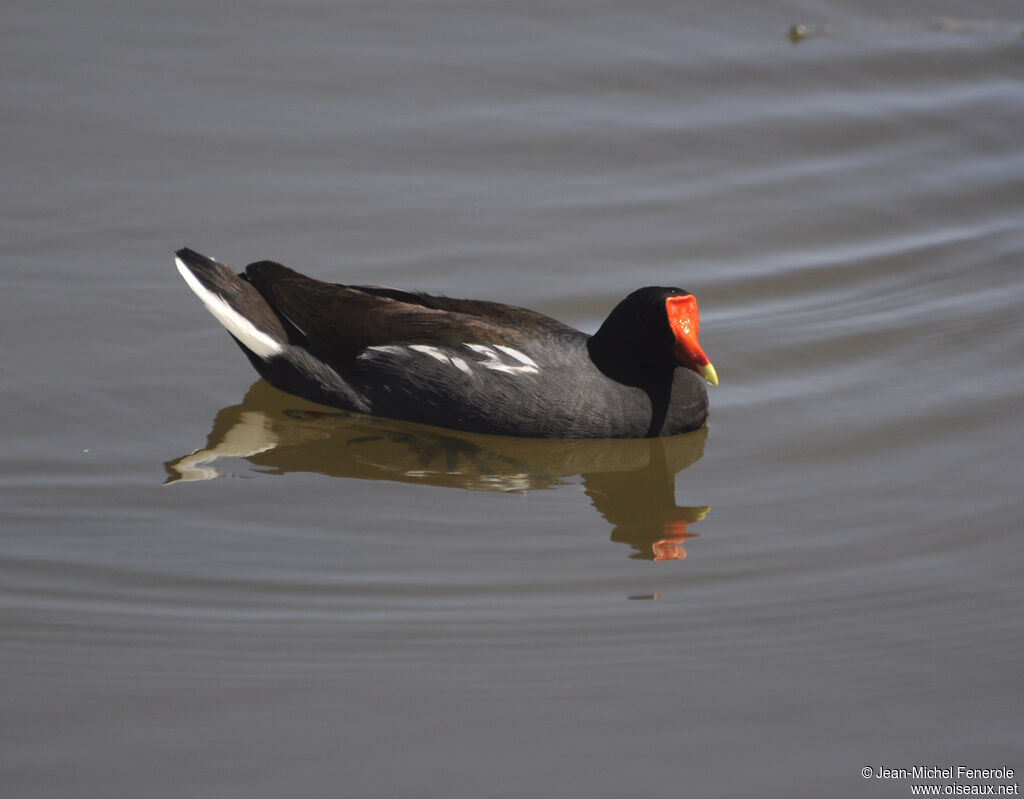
[{"x1": 242, "y1": 260, "x2": 575, "y2": 369}]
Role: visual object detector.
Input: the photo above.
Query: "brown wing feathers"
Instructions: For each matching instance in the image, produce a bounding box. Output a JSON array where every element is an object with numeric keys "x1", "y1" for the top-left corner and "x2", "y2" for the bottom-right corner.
[{"x1": 242, "y1": 260, "x2": 552, "y2": 368}]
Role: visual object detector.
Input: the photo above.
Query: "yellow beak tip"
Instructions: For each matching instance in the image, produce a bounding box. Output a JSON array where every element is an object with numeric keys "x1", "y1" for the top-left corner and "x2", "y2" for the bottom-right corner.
[{"x1": 699, "y1": 363, "x2": 719, "y2": 386}]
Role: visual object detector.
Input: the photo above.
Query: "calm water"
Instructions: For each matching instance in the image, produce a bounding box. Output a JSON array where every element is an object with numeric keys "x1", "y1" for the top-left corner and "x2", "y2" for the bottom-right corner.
[{"x1": 3, "y1": 1, "x2": 1023, "y2": 797}]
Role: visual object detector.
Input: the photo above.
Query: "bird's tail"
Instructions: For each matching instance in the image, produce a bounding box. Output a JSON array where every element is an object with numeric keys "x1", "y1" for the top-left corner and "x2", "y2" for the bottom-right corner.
[{"x1": 175, "y1": 248, "x2": 288, "y2": 360}]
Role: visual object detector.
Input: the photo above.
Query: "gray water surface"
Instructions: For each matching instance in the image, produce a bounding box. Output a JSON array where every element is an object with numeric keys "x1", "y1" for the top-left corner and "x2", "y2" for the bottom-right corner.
[{"x1": 3, "y1": 1, "x2": 1023, "y2": 797}]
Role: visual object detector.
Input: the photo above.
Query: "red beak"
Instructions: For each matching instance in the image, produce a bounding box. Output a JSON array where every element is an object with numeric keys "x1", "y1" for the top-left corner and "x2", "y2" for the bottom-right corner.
[{"x1": 665, "y1": 295, "x2": 718, "y2": 386}]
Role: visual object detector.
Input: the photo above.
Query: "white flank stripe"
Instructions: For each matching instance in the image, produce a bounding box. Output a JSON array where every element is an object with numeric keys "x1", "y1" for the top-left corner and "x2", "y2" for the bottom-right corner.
[
  {"x1": 409, "y1": 344, "x2": 449, "y2": 362},
  {"x1": 361, "y1": 342, "x2": 534, "y2": 377},
  {"x1": 494, "y1": 345, "x2": 539, "y2": 370},
  {"x1": 464, "y1": 343, "x2": 539, "y2": 375},
  {"x1": 176, "y1": 257, "x2": 283, "y2": 360},
  {"x1": 362, "y1": 345, "x2": 407, "y2": 358},
  {"x1": 450, "y1": 356, "x2": 473, "y2": 375},
  {"x1": 409, "y1": 344, "x2": 475, "y2": 376}
]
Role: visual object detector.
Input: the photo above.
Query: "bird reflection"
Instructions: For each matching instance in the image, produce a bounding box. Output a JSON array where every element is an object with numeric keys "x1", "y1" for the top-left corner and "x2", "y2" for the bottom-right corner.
[{"x1": 165, "y1": 380, "x2": 710, "y2": 561}]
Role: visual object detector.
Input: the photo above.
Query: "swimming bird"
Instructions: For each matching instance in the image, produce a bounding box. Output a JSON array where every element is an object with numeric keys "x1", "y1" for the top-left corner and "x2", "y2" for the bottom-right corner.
[{"x1": 175, "y1": 248, "x2": 717, "y2": 438}]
